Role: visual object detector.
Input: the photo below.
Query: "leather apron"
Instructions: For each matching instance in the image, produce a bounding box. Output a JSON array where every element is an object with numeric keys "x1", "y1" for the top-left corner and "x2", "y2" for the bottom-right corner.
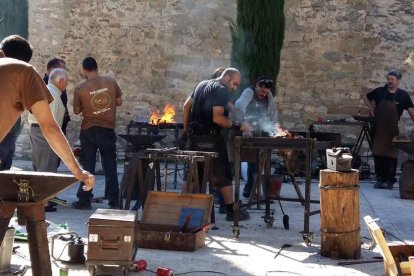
[{"x1": 372, "y1": 92, "x2": 399, "y2": 158}]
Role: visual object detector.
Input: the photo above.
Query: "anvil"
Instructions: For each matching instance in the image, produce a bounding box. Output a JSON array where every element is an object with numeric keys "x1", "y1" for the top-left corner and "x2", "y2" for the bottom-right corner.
[{"x1": 0, "y1": 171, "x2": 77, "y2": 276}]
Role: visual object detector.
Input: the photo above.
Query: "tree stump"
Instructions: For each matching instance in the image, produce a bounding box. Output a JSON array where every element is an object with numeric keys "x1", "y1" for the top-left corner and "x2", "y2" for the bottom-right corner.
[{"x1": 320, "y1": 169, "x2": 361, "y2": 259}]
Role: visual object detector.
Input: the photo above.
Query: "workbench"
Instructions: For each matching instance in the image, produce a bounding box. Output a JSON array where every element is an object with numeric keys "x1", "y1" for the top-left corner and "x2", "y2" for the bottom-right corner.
[{"x1": 121, "y1": 148, "x2": 218, "y2": 214}]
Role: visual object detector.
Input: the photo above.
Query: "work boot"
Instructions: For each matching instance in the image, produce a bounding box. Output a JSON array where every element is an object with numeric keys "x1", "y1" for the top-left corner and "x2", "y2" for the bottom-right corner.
[
  {"x1": 226, "y1": 208, "x2": 250, "y2": 221},
  {"x1": 374, "y1": 178, "x2": 384, "y2": 189},
  {"x1": 71, "y1": 201, "x2": 92, "y2": 210},
  {"x1": 382, "y1": 181, "x2": 394, "y2": 190}
]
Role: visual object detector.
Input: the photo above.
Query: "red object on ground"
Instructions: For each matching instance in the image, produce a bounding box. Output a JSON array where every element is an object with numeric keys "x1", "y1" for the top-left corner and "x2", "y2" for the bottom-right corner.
[
  {"x1": 133, "y1": 259, "x2": 147, "y2": 271},
  {"x1": 157, "y1": 267, "x2": 174, "y2": 276},
  {"x1": 269, "y1": 176, "x2": 283, "y2": 197}
]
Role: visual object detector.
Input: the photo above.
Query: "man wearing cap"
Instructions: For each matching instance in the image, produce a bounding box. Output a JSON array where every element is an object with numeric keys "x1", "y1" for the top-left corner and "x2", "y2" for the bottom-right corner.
[
  {"x1": 232, "y1": 76, "x2": 277, "y2": 198},
  {"x1": 363, "y1": 69, "x2": 414, "y2": 189}
]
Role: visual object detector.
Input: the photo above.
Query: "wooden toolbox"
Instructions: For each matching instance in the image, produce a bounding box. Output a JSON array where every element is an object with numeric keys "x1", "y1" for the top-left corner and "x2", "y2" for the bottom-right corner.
[
  {"x1": 137, "y1": 191, "x2": 213, "y2": 251},
  {"x1": 88, "y1": 209, "x2": 137, "y2": 262},
  {"x1": 365, "y1": 215, "x2": 414, "y2": 276}
]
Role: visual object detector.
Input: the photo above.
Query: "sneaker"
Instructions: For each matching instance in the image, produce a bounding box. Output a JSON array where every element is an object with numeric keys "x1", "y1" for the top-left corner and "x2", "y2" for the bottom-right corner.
[
  {"x1": 71, "y1": 201, "x2": 92, "y2": 210},
  {"x1": 226, "y1": 209, "x2": 250, "y2": 221}
]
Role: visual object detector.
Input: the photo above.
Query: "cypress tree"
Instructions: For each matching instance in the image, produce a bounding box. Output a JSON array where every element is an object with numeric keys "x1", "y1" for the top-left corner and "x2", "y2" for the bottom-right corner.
[{"x1": 230, "y1": 0, "x2": 285, "y2": 96}]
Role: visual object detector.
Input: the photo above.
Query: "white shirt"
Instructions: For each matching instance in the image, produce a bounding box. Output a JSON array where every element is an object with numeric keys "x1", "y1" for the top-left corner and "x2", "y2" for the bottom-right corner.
[{"x1": 28, "y1": 83, "x2": 65, "y2": 127}]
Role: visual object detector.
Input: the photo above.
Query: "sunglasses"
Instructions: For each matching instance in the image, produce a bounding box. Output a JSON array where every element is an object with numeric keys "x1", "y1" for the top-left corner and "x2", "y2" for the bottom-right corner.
[{"x1": 257, "y1": 79, "x2": 273, "y2": 89}]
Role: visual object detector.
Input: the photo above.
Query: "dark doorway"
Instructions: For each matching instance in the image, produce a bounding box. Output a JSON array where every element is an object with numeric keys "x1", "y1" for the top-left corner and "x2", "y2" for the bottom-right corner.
[{"x1": 0, "y1": 0, "x2": 29, "y2": 39}]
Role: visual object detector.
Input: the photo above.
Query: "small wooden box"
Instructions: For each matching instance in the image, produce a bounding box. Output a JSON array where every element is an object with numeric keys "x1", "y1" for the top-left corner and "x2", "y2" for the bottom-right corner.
[
  {"x1": 365, "y1": 215, "x2": 414, "y2": 275},
  {"x1": 88, "y1": 209, "x2": 137, "y2": 262},
  {"x1": 137, "y1": 191, "x2": 213, "y2": 251}
]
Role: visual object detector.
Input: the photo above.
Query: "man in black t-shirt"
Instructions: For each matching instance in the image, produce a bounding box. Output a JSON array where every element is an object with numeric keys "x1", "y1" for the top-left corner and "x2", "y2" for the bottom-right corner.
[
  {"x1": 363, "y1": 69, "x2": 414, "y2": 189},
  {"x1": 188, "y1": 68, "x2": 253, "y2": 221}
]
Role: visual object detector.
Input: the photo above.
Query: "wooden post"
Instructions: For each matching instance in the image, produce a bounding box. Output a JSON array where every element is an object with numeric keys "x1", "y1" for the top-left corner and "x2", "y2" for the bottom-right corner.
[{"x1": 320, "y1": 169, "x2": 360, "y2": 259}]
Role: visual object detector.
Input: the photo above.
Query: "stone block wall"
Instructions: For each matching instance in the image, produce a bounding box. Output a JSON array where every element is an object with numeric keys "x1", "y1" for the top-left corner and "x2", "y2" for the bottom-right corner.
[
  {"x1": 278, "y1": 0, "x2": 414, "y2": 141},
  {"x1": 13, "y1": 0, "x2": 414, "y2": 159},
  {"x1": 15, "y1": 0, "x2": 237, "y2": 158}
]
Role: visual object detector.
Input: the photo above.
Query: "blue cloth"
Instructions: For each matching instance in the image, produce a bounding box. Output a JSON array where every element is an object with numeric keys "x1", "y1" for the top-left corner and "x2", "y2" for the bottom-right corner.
[{"x1": 76, "y1": 126, "x2": 119, "y2": 205}]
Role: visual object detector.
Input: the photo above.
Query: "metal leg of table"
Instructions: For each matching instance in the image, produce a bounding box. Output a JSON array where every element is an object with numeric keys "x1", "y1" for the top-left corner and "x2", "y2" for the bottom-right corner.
[
  {"x1": 0, "y1": 204, "x2": 14, "y2": 244},
  {"x1": 233, "y1": 137, "x2": 241, "y2": 238}
]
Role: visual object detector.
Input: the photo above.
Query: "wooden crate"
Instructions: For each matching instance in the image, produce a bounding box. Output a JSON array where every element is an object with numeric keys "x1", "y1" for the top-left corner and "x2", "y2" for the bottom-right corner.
[
  {"x1": 364, "y1": 215, "x2": 414, "y2": 276},
  {"x1": 137, "y1": 191, "x2": 213, "y2": 251},
  {"x1": 88, "y1": 209, "x2": 137, "y2": 262}
]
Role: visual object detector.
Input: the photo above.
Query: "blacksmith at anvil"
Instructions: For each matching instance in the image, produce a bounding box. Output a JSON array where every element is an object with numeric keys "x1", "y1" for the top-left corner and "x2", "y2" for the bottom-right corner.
[
  {"x1": 187, "y1": 68, "x2": 253, "y2": 221},
  {"x1": 363, "y1": 69, "x2": 414, "y2": 190},
  {"x1": 232, "y1": 76, "x2": 278, "y2": 198},
  {"x1": 0, "y1": 35, "x2": 95, "y2": 190}
]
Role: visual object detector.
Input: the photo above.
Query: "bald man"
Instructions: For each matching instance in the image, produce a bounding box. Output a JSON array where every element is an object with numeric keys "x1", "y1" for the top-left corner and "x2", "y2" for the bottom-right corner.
[{"x1": 187, "y1": 68, "x2": 252, "y2": 221}]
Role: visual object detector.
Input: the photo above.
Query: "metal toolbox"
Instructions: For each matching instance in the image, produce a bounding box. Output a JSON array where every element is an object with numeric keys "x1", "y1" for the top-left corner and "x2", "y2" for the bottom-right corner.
[
  {"x1": 137, "y1": 191, "x2": 213, "y2": 252},
  {"x1": 87, "y1": 209, "x2": 137, "y2": 262},
  {"x1": 326, "y1": 147, "x2": 353, "y2": 172}
]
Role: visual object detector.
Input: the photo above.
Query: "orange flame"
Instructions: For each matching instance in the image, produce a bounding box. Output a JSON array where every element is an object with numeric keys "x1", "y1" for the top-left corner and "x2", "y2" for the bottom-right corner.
[
  {"x1": 274, "y1": 124, "x2": 295, "y2": 138},
  {"x1": 149, "y1": 104, "x2": 176, "y2": 125}
]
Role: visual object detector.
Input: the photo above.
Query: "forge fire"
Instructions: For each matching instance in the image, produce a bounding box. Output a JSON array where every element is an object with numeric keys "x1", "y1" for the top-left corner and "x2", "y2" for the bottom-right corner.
[{"x1": 149, "y1": 104, "x2": 176, "y2": 125}]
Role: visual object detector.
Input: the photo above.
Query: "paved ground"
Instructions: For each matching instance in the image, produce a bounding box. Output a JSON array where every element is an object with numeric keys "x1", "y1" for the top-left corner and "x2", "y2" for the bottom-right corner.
[{"x1": 2, "y1": 159, "x2": 414, "y2": 276}]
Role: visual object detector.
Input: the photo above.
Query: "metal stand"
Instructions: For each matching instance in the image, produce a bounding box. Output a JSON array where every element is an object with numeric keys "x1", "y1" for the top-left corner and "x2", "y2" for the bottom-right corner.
[
  {"x1": 233, "y1": 134, "x2": 324, "y2": 243},
  {"x1": 0, "y1": 202, "x2": 52, "y2": 276},
  {"x1": 351, "y1": 124, "x2": 372, "y2": 167},
  {"x1": 126, "y1": 121, "x2": 184, "y2": 187}
]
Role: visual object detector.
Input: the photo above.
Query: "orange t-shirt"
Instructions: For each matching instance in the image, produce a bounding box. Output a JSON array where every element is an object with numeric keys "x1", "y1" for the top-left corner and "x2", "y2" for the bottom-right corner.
[
  {"x1": 0, "y1": 58, "x2": 53, "y2": 139},
  {"x1": 73, "y1": 76, "x2": 122, "y2": 130}
]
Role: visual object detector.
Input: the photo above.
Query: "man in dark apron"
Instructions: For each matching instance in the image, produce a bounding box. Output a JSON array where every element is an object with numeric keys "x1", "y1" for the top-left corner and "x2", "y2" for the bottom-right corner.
[{"x1": 363, "y1": 69, "x2": 414, "y2": 189}]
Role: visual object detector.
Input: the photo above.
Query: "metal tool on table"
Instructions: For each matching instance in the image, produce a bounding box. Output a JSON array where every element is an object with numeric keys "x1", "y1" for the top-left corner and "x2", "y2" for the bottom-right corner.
[
  {"x1": 51, "y1": 232, "x2": 85, "y2": 264},
  {"x1": 0, "y1": 171, "x2": 77, "y2": 276}
]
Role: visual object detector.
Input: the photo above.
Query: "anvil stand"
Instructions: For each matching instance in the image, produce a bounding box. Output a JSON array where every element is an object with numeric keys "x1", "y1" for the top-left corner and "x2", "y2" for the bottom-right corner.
[
  {"x1": 0, "y1": 171, "x2": 77, "y2": 276},
  {"x1": 0, "y1": 202, "x2": 51, "y2": 275}
]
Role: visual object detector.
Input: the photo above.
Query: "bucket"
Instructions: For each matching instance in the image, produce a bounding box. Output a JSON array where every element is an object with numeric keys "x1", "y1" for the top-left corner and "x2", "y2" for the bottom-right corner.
[
  {"x1": 319, "y1": 169, "x2": 361, "y2": 259},
  {"x1": 0, "y1": 227, "x2": 16, "y2": 272}
]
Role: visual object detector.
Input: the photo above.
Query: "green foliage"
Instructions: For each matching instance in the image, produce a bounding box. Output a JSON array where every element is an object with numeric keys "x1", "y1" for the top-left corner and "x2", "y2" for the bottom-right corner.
[
  {"x1": 230, "y1": 0, "x2": 285, "y2": 96},
  {"x1": 0, "y1": 0, "x2": 29, "y2": 40}
]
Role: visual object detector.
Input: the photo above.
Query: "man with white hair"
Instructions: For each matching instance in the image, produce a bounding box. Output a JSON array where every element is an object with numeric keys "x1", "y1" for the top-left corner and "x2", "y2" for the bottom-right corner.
[{"x1": 29, "y1": 68, "x2": 67, "y2": 174}]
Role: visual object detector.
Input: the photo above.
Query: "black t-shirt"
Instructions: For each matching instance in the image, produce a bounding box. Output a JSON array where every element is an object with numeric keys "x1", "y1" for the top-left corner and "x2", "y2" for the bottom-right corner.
[
  {"x1": 367, "y1": 85, "x2": 414, "y2": 118},
  {"x1": 190, "y1": 79, "x2": 229, "y2": 135}
]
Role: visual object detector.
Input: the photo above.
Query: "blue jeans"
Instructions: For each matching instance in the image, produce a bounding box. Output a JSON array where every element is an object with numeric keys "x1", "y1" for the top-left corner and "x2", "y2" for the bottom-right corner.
[
  {"x1": 243, "y1": 162, "x2": 256, "y2": 195},
  {"x1": 77, "y1": 126, "x2": 119, "y2": 205}
]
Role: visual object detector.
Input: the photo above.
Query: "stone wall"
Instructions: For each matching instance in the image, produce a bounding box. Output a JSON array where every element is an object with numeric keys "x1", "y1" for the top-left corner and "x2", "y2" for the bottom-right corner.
[
  {"x1": 15, "y1": 0, "x2": 237, "y2": 158},
  {"x1": 14, "y1": 0, "x2": 414, "y2": 158},
  {"x1": 278, "y1": 0, "x2": 414, "y2": 144}
]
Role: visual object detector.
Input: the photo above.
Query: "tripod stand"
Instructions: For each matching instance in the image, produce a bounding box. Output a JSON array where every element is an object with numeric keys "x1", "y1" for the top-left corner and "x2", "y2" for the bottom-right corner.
[{"x1": 351, "y1": 123, "x2": 372, "y2": 168}]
